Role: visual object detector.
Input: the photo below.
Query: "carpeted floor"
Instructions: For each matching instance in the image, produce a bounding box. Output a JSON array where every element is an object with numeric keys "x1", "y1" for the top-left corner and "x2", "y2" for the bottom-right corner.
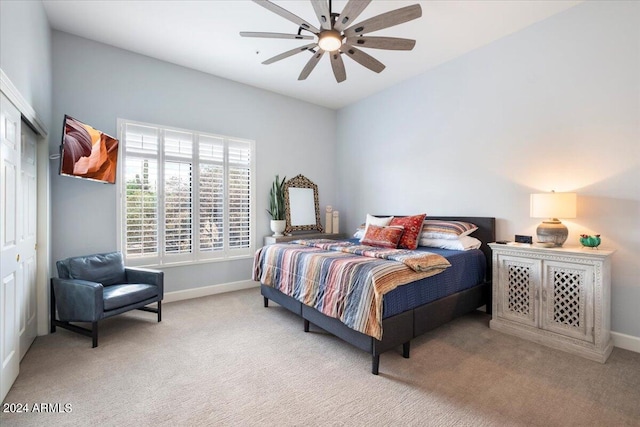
[{"x1": 2, "y1": 287, "x2": 639, "y2": 426}]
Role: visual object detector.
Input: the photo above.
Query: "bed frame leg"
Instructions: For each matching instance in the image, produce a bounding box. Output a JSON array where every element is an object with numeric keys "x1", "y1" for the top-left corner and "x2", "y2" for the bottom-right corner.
[
  {"x1": 263, "y1": 297, "x2": 269, "y2": 308},
  {"x1": 372, "y1": 354, "x2": 380, "y2": 375},
  {"x1": 402, "y1": 341, "x2": 410, "y2": 358},
  {"x1": 484, "y1": 283, "x2": 492, "y2": 315},
  {"x1": 304, "y1": 319, "x2": 310, "y2": 332}
]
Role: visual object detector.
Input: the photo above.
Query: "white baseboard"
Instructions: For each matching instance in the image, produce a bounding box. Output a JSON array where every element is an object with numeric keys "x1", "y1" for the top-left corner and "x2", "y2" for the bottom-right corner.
[
  {"x1": 612, "y1": 331, "x2": 640, "y2": 354},
  {"x1": 163, "y1": 280, "x2": 259, "y2": 304}
]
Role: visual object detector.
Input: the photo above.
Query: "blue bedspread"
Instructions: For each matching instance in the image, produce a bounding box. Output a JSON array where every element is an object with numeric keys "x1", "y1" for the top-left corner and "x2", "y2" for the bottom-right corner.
[{"x1": 380, "y1": 245, "x2": 486, "y2": 318}]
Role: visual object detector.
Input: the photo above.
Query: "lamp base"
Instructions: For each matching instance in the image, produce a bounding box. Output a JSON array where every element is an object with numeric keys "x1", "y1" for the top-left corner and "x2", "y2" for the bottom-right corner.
[{"x1": 536, "y1": 219, "x2": 568, "y2": 247}]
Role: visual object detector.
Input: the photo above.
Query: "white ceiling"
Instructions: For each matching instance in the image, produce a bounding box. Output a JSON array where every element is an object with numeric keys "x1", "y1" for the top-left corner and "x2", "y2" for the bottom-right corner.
[{"x1": 42, "y1": 0, "x2": 581, "y2": 110}]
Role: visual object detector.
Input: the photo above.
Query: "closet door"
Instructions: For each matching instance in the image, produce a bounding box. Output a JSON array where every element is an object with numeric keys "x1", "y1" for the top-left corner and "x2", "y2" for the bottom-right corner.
[
  {"x1": 1, "y1": 93, "x2": 21, "y2": 401},
  {"x1": 18, "y1": 123, "x2": 38, "y2": 359}
]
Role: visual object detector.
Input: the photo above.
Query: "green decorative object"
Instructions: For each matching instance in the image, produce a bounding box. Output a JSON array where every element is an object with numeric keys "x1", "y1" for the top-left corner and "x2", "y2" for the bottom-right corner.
[
  {"x1": 580, "y1": 234, "x2": 601, "y2": 249},
  {"x1": 267, "y1": 174, "x2": 286, "y2": 220}
]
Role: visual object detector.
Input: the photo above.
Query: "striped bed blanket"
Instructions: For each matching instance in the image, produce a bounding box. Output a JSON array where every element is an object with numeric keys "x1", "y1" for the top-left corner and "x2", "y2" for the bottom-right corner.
[{"x1": 253, "y1": 239, "x2": 450, "y2": 340}]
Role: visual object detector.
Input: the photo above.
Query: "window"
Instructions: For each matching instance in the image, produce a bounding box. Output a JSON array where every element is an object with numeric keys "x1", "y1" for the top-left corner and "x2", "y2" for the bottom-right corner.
[{"x1": 117, "y1": 120, "x2": 255, "y2": 266}]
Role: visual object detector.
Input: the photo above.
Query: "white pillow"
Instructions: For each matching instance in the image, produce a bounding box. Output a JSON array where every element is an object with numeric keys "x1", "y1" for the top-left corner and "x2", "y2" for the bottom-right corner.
[
  {"x1": 419, "y1": 235, "x2": 482, "y2": 251},
  {"x1": 359, "y1": 214, "x2": 393, "y2": 242},
  {"x1": 420, "y1": 220, "x2": 478, "y2": 240},
  {"x1": 420, "y1": 230, "x2": 478, "y2": 240}
]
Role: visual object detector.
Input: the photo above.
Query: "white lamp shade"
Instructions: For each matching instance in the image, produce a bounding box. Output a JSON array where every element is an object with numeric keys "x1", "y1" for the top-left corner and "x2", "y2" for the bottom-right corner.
[
  {"x1": 530, "y1": 192, "x2": 577, "y2": 219},
  {"x1": 318, "y1": 31, "x2": 342, "y2": 52}
]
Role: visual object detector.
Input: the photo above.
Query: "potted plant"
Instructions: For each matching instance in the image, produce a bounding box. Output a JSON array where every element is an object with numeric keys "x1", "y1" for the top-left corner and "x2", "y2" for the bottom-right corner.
[{"x1": 267, "y1": 174, "x2": 286, "y2": 236}]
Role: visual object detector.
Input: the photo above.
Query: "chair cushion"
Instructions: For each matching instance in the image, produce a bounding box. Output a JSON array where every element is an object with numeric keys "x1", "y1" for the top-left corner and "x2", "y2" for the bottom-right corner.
[
  {"x1": 67, "y1": 252, "x2": 126, "y2": 286},
  {"x1": 103, "y1": 284, "x2": 158, "y2": 311}
]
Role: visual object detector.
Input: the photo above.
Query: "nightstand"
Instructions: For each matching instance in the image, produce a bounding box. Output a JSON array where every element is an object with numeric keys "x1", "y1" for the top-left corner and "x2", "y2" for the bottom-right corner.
[
  {"x1": 263, "y1": 232, "x2": 348, "y2": 246},
  {"x1": 489, "y1": 243, "x2": 614, "y2": 362}
]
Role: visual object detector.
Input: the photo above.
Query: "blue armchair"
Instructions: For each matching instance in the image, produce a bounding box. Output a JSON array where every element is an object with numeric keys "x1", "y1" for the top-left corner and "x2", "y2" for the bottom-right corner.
[{"x1": 50, "y1": 251, "x2": 163, "y2": 347}]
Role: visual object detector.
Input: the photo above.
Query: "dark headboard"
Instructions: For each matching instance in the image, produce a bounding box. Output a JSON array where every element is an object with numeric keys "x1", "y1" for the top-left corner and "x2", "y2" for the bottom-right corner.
[{"x1": 427, "y1": 216, "x2": 495, "y2": 283}]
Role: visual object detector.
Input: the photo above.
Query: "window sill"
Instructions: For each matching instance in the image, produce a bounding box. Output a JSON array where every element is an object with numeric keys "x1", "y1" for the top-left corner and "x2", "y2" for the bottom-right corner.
[{"x1": 129, "y1": 253, "x2": 254, "y2": 269}]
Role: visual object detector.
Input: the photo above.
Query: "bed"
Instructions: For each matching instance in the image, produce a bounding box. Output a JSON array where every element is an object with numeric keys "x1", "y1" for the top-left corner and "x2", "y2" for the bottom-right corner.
[{"x1": 254, "y1": 216, "x2": 495, "y2": 374}]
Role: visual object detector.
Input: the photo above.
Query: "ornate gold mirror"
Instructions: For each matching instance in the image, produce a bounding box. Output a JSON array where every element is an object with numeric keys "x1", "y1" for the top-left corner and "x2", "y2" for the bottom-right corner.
[{"x1": 284, "y1": 174, "x2": 323, "y2": 234}]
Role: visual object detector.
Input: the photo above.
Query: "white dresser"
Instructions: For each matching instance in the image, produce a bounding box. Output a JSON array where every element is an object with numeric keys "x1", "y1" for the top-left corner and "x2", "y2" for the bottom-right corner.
[
  {"x1": 489, "y1": 243, "x2": 614, "y2": 362},
  {"x1": 263, "y1": 232, "x2": 348, "y2": 246}
]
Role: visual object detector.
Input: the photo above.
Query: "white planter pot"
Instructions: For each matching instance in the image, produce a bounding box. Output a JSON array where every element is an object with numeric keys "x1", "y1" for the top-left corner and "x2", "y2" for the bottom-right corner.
[{"x1": 270, "y1": 220, "x2": 286, "y2": 237}]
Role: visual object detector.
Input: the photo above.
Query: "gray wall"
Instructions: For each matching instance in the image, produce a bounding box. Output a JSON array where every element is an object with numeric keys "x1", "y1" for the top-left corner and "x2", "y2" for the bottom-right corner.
[
  {"x1": 51, "y1": 31, "x2": 337, "y2": 292},
  {"x1": 336, "y1": 1, "x2": 640, "y2": 337},
  {"x1": 12, "y1": 0, "x2": 638, "y2": 340},
  {"x1": 0, "y1": 0, "x2": 52, "y2": 126}
]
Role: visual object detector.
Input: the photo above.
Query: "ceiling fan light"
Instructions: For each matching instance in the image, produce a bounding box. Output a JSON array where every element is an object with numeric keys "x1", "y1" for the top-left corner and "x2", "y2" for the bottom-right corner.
[{"x1": 318, "y1": 30, "x2": 343, "y2": 52}]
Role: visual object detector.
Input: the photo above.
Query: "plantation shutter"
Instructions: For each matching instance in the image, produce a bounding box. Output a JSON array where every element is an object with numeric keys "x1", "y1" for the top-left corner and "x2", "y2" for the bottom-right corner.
[
  {"x1": 228, "y1": 139, "x2": 252, "y2": 250},
  {"x1": 123, "y1": 124, "x2": 159, "y2": 259},
  {"x1": 119, "y1": 119, "x2": 254, "y2": 266},
  {"x1": 163, "y1": 130, "x2": 193, "y2": 258},
  {"x1": 198, "y1": 135, "x2": 224, "y2": 253}
]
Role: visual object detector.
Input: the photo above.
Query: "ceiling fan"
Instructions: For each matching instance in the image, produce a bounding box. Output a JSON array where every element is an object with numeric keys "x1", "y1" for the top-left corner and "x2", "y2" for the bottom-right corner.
[{"x1": 240, "y1": 0, "x2": 422, "y2": 83}]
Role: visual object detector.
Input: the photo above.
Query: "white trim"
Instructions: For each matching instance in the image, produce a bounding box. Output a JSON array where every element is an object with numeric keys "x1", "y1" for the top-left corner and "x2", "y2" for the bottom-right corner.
[
  {"x1": 123, "y1": 253, "x2": 253, "y2": 270},
  {"x1": 0, "y1": 69, "x2": 48, "y2": 137},
  {"x1": 35, "y1": 133, "x2": 51, "y2": 336},
  {"x1": 612, "y1": 331, "x2": 640, "y2": 354},
  {"x1": 0, "y1": 69, "x2": 51, "y2": 338},
  {"x1": 162, "y1": 280, "x2": 259, "y2": 304}
]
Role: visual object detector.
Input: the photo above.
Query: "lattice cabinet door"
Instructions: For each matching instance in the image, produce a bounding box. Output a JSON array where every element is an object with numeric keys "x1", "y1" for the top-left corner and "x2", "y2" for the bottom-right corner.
[
  {"x1": 541, "y1": 260, "x2": 594, "y2": 343},
  {"x1": 496, "y1": 255, "x2": 540, "y2": 328}
]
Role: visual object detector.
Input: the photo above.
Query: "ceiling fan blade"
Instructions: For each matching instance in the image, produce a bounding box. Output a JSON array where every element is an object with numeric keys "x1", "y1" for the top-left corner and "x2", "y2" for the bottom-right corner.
[
  {"x1": 333, "y1": 0, "x2": 372, "y2": 32},
  {"x1": 240, "y1": 32, "x2": 314, "y2": 40},
  {"x1": 253, "y1": 0, "x2": 320, "y2": 34},
  {"x1": 298, "y1": 49, "x2": 326, "y2": 80},
  {"x1": 344, "y1": 36, "x2": 416, "y2": 51},
  {"x1": 262, "y1": 43, "x2": 318, "y2": 65},
  {"x1": 330, "y1": 52, "x2": 346, "y2": 83},
  {"x1": 343, "y1": 4, "x2": 422, "y2": 38},
  {"x1": 310, "y1": 0, "x2": 331, "y2": 31},
  {"x1": 343, "y1": 46, "x2": 385, "y2": 73}
]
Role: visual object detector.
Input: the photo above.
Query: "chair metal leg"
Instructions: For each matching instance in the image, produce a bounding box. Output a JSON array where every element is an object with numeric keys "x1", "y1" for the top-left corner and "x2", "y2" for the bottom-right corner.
[
  {"x1": 50, "y1": 279, "x2": 57, "y2": 333},
  {"x1": 304, "y1": 319, "x2": 310, "y2": 332},
  {"x1": 51, "y1": 320, "x2": 98, "y2": 347},
  {"x1": 92, "y1": 322, "x2": 98, "y2": 348},
  {"x1": 263, "y1": 296, "x2": 269, "y2": 307},
  {"x1": 137, "y1": 301, "x2": 162, "y2": 322}
]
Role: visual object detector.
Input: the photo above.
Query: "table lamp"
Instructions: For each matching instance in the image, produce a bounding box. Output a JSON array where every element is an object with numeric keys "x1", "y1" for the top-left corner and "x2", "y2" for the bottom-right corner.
[{"x1": 530, "y1": 191, "x2": 577, "y2": 247}]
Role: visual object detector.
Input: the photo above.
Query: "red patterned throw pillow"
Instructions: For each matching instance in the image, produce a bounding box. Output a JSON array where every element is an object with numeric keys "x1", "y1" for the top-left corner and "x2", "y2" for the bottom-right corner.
[
  {"x1": 390, "y1": 214, "x2": 427, "y2": 250},
  {"x1": 361, "y1": 225, "x2": 404, "y2": 249}
]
